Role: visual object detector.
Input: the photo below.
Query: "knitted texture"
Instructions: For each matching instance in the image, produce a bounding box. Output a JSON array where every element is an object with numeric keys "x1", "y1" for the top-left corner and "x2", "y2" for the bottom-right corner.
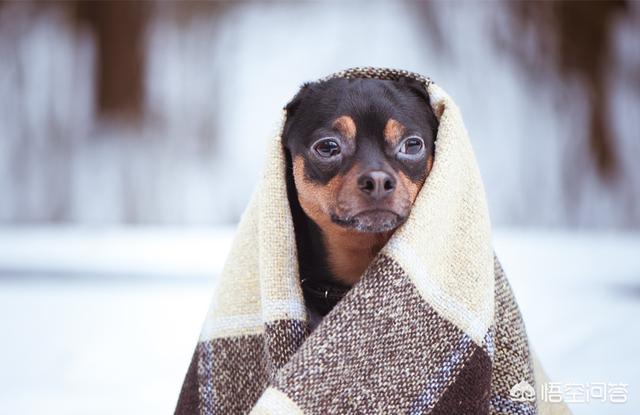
[{"x1": 175, "y1": 67, "x2": 571, "y2": 415}]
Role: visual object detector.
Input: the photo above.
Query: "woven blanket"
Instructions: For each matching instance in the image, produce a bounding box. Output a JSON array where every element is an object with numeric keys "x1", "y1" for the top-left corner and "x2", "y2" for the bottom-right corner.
[{"x1": 175, "y1": 68, "x2": 571, "y2": 415}]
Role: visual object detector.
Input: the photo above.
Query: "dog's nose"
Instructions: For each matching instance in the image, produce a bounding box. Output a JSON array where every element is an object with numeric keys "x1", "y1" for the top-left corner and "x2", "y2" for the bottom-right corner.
[{"x1": 357, "y1": 170, "x2": 396, "y2": 200}]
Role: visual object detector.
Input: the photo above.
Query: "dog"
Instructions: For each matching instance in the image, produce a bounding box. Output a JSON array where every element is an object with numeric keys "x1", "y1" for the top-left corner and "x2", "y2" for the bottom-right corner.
[{"x1": 282, "y1": 76, "x2": 439, "y2": 329}]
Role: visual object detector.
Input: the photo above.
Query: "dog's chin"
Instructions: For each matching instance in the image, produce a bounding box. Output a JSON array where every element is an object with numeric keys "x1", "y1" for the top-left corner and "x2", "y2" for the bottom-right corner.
[{"x1": 330, "y1": 209, "x2": 406, "y2": 233}]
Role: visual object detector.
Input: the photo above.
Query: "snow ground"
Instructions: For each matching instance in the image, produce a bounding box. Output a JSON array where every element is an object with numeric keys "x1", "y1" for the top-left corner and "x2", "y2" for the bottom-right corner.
[{"x1": 0, "y1": 226, "x2": 638, "y2": 414}]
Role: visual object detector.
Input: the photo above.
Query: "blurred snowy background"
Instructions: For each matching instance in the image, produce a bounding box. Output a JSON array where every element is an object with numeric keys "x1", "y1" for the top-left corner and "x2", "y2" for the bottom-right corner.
[{"x1": 0, "y1": 1, "x2": 638, "y2": 414}]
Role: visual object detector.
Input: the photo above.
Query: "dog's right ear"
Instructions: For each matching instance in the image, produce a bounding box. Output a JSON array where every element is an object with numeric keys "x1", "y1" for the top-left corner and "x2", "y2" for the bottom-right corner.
[
  {"x1": 282, "y1": 82, "x2": 314, "y2": 147},
  {"x1": 284, "y1": 82, "x2": 313, "y2": 118}
]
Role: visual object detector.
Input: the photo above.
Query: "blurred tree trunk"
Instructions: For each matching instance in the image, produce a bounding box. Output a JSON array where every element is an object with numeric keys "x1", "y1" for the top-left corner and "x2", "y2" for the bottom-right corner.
[
  {"x1": 503, "y1": 0, "x2": 630, "y2": 178},
  {"x1": 74, "y1": 0, "x2": 149, "y2": 121}
]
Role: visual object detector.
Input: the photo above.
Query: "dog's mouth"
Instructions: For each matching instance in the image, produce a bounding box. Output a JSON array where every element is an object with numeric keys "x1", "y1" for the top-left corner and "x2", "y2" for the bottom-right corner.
[{"x1": 330, "y1": 209, "x2": 406, "y2": 233}]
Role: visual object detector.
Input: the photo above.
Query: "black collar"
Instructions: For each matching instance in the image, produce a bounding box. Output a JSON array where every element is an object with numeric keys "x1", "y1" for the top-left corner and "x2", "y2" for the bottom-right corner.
[{"x1": 300, "y1": 277, "x2": 351, "y2": 316}]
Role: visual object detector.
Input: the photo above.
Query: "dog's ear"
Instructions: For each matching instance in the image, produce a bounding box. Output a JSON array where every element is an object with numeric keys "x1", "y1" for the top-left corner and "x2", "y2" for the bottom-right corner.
[
  {"x1": 398, "y1": 77, "x2": 439, "y2": 138},
  {"x1": 284, "y1": 82, "x2": 313, "y2": 118},
  {"x1": 282, "y1": 82, "x2": 314, "y2": 148},
  {"x1": 398, "y1": 77, "x2": 432, "y2": 107}
]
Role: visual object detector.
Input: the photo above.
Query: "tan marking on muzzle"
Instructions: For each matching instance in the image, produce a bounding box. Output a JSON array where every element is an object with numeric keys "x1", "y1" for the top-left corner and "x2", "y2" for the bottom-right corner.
[
  {"x1": 397, "y1": 170, "x2": 422, "y2": 206},
  {"x1": 292, "y1": 155, "x2": 343, "y2": 229}
]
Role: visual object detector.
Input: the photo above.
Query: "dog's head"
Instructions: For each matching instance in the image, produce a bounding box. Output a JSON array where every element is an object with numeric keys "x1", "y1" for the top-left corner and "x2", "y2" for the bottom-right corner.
[{"x1": 283, "y1": 77, "x2": 438, "y2": 234}]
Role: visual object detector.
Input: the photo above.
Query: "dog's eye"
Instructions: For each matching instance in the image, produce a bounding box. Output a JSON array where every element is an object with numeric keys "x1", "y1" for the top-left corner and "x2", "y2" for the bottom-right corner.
[
  {"x1": 400, "y1": 137, "x2": 424, "y2": 155},
  {"x1": 313, "y1": 139, "x2": 341, "y2": 158}
]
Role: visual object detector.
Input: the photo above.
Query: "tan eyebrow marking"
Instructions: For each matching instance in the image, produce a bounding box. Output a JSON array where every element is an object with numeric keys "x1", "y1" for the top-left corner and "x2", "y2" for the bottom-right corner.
[
  {"x1": 332, "y1": 115, "x2": 357, "y2": 141},
  {"x1": 383, "y1": 118, "x2": 406, "y2": 147}
]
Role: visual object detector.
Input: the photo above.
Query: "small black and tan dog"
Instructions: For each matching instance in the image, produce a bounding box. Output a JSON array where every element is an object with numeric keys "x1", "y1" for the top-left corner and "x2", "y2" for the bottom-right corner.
[{"x1": 282, "y1": 77, "x2": 439, "y2": 325}]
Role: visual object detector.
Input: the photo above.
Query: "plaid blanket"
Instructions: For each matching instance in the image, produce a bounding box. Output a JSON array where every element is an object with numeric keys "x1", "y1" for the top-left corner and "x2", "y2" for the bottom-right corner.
[{"x1": 175, "y1": 68, "x2": 571, "y2": 415}]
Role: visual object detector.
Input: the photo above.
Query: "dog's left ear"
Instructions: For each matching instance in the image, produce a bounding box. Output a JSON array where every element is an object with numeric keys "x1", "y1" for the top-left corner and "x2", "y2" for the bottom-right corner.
[
  {"x1": 398, "y1": 77, "x2": 439, "y2": 137},
  {"x1": 397, "y1": 77, "x2": 432, "y2": 107}
]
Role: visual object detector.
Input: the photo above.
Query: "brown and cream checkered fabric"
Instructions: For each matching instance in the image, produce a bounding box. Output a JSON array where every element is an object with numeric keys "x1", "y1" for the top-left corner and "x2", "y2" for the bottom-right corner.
[{"x1": 175, "y1": 68, "x2": 571, "y2": 415}]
